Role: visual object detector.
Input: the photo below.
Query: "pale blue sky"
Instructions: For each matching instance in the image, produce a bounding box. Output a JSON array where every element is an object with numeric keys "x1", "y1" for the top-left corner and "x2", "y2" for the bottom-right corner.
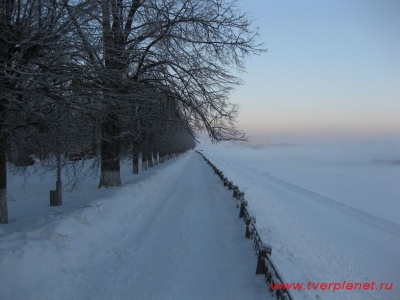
[{"x1": 233, "y1": 0, "x2": 400, "y2": 142}]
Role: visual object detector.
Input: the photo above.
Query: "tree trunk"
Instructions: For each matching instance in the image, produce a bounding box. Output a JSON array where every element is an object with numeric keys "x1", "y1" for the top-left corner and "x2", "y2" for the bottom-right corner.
[
  {"x1": 149, "y1": 151, "x2": 154, "y2": 168},
  {"x1": 99, "y1": 0, "x2": 127, "y2": 187},
  {"x1": 132, "y1": 147, "x2": 139, "y2": 174},
  {"x1": 142, "y1": 151, "x2": 148, "y2": 171},
  {"x1": 0, "y1": 103, "x2": 8, "y2": 224},
  {"x1": 99, "y1": 116, "x2": 121, "y2": 187}
]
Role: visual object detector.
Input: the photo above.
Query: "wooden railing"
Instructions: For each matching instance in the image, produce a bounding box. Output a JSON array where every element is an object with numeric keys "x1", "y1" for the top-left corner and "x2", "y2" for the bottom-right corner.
[{"x1": 196, "y1": 151, "x2": 294, "y2": 300}]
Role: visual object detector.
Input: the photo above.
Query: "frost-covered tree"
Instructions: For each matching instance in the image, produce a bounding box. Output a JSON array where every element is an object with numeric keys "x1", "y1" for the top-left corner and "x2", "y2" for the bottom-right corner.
[
  {"x1": 66, "y1": 0, "x2": 263, "y2": 188},
  {"x1": 0, "y1": 0, "x2": 73, "y2": 223}
]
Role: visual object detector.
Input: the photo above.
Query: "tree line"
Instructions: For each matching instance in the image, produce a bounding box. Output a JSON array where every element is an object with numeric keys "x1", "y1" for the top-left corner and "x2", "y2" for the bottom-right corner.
[{"x1": 0, "y1": 0, "x2": 263, "y2": 224}]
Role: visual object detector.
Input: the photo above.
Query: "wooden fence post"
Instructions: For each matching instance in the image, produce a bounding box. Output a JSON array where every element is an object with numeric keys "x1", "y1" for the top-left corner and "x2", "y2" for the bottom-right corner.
[
  {"x1": 239, "y1": 200, "x2": 248, "y2": 218},
  {"x1": 256, "y1": 244, "x2": 272, "y2": 274},
  {"x1": 245, "y1": 216, "x2": 256, "y2": 239}
]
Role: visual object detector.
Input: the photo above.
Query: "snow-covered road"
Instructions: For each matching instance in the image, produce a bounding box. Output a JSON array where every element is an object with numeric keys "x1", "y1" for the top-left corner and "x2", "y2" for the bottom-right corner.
[{"x1": 0, "y1": 152, "x2": 267, "y2": 300}]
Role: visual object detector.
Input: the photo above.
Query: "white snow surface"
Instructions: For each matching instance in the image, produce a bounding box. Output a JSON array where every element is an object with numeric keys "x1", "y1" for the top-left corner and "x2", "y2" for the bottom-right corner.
[
  {"x1": 199, "y1": 139, "x2": 400, "y2": 300},
  {"x1": 0, "y1": 152, "x2": 267, "y2": 300}
]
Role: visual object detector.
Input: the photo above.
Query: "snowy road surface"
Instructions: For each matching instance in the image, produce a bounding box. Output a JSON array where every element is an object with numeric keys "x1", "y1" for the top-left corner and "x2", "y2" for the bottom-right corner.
[{"x1": 0, "y1": 152, "x2": 267, "y2": 300}]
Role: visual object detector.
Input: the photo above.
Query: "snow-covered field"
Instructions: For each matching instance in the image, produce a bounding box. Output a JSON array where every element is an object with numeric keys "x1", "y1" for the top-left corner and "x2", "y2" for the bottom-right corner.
[
  {"x1": 1, "y1": 139, "x2": 399, "y2": 300},
  {"x1": 199, "y1": 139, "x2": 400, "y2": 300},
  {"x1": 0, "y1": 152, "x2": 267, "y2": 300}
]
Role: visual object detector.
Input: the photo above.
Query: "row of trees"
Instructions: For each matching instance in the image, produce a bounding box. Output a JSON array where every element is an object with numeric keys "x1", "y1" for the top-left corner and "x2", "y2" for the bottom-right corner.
[{"x1": 0, "y1": 0, "x2": 263, "y2": 223}]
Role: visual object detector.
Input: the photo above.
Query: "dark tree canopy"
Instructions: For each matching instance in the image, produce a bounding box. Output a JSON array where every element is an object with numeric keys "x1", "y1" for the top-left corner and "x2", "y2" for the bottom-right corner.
[{"x1": 0, "y1": 0, "x2": 264, "y2": 223}]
